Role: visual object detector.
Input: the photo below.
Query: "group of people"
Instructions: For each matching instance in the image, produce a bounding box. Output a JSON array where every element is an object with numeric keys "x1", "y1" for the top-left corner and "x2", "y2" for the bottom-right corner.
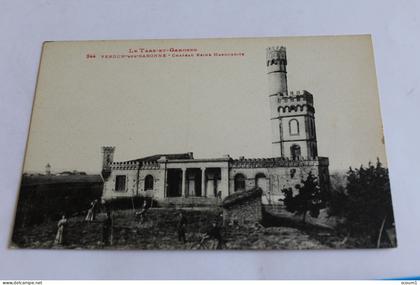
[
  {"x1": 54, "y1": 198, "x2": 113, "y2": 247},
  {"x1": 53, "y1": 198, "x2": 225, "y2": 249}
]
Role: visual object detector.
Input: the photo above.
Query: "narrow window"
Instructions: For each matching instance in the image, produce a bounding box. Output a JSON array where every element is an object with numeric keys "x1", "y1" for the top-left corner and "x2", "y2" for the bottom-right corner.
[
  {"x1": 115, "y1": 175, "x2": 126, "y2": 192},
  {"x1": 289, "y1": 119, "x2": 299, "y2": 135},
  {"x1": 145, "y1": 175, "x2": 154, "y2": 190},
  {"x1": 234, "y1": 174, "x2": 246, "y2": 192}
]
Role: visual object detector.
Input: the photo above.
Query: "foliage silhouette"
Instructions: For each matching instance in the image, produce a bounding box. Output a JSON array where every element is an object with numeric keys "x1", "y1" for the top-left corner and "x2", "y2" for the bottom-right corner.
[
  {"x1": 343, "y1": 159, "x2": 395, "y2": 243},
  {"x1": 282, "y1": 172, "x2": 323, "y2": 223}
]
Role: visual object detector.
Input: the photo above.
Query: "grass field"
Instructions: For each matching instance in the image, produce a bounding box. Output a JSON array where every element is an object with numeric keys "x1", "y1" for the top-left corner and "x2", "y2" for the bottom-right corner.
[{"x1": 11, "y1": 208, "x2": 351, "y2": 250}]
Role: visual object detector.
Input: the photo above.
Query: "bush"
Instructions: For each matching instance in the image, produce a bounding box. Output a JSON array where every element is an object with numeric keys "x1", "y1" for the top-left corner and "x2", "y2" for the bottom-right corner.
[
  {"x1": 343, "y1": 160, "x2": 395, "y2": 242},
  {"x1": 325, "y1": 159, "x2": 395, "y2": 247}
]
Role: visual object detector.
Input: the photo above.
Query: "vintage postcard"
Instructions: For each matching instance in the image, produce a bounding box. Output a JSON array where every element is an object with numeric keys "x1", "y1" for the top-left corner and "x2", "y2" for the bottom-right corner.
[{"x1": 11, "y1": 36, "x2": 396, "y2": 250}]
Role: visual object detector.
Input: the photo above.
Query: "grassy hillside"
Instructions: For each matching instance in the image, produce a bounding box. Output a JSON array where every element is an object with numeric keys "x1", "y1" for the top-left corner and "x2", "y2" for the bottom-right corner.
[{"x1": 11, "y1": 208, "x2": 334, "y2": 250}]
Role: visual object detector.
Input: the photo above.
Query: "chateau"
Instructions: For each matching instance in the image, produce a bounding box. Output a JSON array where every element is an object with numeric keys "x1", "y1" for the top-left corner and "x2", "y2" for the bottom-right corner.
[{"x1": 101, "y1": 47, "x2": 330, "y2": 205}]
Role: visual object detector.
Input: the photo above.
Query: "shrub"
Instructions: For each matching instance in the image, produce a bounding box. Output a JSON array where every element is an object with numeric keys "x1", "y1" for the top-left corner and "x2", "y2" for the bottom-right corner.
[{"x1": 343, "y1": 160, "x2": 395, "y2": 244}]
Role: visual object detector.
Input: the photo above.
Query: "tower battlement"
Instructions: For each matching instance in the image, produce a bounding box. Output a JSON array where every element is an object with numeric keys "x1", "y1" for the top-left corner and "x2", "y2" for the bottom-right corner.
[
  {"x1": 266, "y1": 46, "x2": 287, "y2": 61},
  {"x1": 271, "y1": 90, "x2": 315, "y2": 116},
  {"x1": 267, "y1": 47, "x2": 318, "y2": 159},
  {"x1": 102, "y1": 146, "x2": 115, "y2": 152},
  {"x1": 277, "y1": 90, "x2": 313, "y2": 104}
]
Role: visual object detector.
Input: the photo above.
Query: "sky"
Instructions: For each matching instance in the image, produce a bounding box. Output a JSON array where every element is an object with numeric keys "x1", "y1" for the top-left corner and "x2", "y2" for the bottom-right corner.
[{"x1": 22, "y1": 35, "x2": 387, "y2": 173}]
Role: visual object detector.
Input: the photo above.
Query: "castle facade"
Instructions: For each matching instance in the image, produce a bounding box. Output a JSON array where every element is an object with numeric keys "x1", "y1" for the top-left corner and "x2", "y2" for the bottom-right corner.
[{"x1": 101, "y1": 47, "x2": 330, "y2": 205}]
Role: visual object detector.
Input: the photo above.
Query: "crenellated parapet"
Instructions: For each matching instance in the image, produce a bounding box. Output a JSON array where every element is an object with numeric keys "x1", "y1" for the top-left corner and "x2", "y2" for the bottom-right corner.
[
  {"x1": 110, "y1": 160, "x2": 160, "y2": 170},
  {"x1": 140, "y1": 161, "x2": 160, "y2": 170},
  {"x1": 230, "y1": 156, "x2": 328, "y2": 168},
  {"x1": 111, "y1": 161, "x2": 140, "y2": 170},
  {"x1": 271, "y1": 90, "x2": 315, "y2": 117},
  {"x1": 102, "y1": 146, "x2": 116, "y2": 152},
  {"x1": 278, "y1": 90, "x2": 313, "y2": 103}
]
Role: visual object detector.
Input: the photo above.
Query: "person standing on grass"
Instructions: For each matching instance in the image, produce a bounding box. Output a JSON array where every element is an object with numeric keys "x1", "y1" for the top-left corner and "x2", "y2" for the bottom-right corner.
[
  {"x1": 85, "y1": 199, "x2": 97, "y2": 221},
  {"x1": 91, "y1": 199, "x2": 99, "y2": 221},
  {"x1": 177, "y1": 211, "x2": 187, "y2": 243},
  {"x1": 54, "y1": 214, "x2": 68, "y2": 246},
  {"x1": 136, "y1": 200, "x2": 149, "y2": 225}
]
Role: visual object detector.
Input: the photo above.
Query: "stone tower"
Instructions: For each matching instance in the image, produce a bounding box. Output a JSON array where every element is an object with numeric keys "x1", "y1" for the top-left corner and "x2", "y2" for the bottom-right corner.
[
  {"x1": 101, "y1": 146, "x2": 115, "y2": 178},
  {"x1": 267, "y1": 46, "x2": 288, "y2": 96},
  {"x1": 267, "y1": 47, "x2": 318, "y2": 159}
]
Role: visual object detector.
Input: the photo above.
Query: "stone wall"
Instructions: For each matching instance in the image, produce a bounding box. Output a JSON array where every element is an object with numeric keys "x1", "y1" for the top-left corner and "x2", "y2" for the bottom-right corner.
[{"x1": 222, "y1": 188, "x2": 263, "y2": 225}]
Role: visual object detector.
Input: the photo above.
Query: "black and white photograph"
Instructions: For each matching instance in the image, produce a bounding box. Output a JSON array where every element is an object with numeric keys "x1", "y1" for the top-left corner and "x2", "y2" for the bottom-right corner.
[{"x1": 11, "y1": 36, "x2": 396, "y2": 250}]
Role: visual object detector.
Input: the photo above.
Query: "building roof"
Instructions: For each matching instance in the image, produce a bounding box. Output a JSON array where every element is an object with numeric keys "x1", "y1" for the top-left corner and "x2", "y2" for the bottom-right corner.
[{"x1": 122, "y1": 152, "x2": 194, "y2": 163}]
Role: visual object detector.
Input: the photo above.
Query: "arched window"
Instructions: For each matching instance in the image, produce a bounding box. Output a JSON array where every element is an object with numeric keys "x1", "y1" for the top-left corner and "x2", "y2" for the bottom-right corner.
[
  {"x1": 144, "y1": 175, "x2": 154, "y2": 190},
  {"x1": 289, "y1": 119, "x2": 299, "y2": 135},
  {"x1": 234, "y1": 174, "x2": 246, "y2": 192},
  {"x1": 290, "y1": 144, "x2": 301, "y2": 160},
  {"x1": 255, "y1": 173, "x2": 267, "y2": 191},
  {"x1": 255, "y1": 173, "x2": 266, "y2": 180}
]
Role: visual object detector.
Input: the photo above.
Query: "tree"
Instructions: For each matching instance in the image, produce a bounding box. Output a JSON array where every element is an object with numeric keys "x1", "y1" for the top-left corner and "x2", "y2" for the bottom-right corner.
[
  {"x1": 326, "y1": 171, "x2": 348, "y2": 217},
  {"x1": 282, "y1": 187, "x2": 294, "y2": 212},
  {"x1": 282, "y1": 172, "x2": 323, "y2": 223},
  {"x1": 342, "y1": 159, "x2": 395, "y2": 246}
]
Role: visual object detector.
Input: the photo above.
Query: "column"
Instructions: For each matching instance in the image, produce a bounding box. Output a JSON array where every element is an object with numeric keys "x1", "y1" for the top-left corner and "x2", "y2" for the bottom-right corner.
[
  {"x1": 220, "y1": 167, "x2": 229, "y2": 198},
  {"x1": 160, "y1": 168, "x2": 167, "y2": 200},
  {"x1": 182, "y1": 168, "x2": 187, "y2": 197},
  {"x1": 201, "y1": 168, "x2": 206, "y2": 197}
]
